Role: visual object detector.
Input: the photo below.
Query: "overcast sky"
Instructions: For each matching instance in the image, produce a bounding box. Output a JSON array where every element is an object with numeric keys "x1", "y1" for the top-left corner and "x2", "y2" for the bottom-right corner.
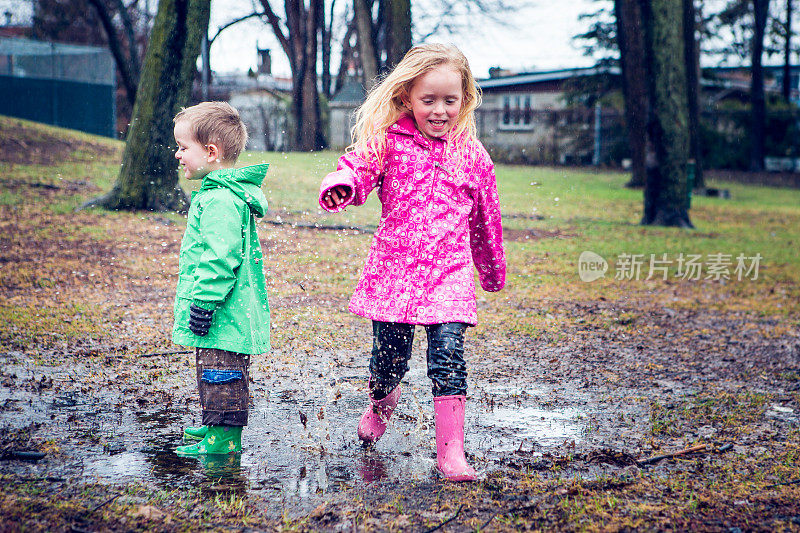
[{"x1": 208, "y1": 0, "x2": 600, "y2": 78}]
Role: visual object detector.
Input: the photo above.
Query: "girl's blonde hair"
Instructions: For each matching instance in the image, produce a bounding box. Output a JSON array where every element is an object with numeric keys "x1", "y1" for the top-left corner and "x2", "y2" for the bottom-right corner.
[{"x1": 349, "y1": 43, "x2": 481, "y2": 160}]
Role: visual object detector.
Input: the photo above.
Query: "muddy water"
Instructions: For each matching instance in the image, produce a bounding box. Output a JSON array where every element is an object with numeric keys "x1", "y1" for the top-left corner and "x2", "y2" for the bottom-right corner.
[{"x1": 0, "y1": 346, "x2": 590, "y2": 516}]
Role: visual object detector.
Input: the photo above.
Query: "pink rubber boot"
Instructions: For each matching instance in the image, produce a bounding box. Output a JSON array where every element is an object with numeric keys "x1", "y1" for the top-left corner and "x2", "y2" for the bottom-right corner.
[
  {"x1": 434, "y1": 395, "x2": 477, "y2": 482},
  {"x1": 357, "y1": 384, "x2": 401, "y2": 444}
]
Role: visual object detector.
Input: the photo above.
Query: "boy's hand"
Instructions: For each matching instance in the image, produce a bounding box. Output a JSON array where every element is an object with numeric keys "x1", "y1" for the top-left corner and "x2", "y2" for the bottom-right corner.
[
  {"x1": 189, "y1": 304, "x2": 214, "y2": 336},
  {"x1": 322, "y1": 185, "x2": 352, "y2": 209}
]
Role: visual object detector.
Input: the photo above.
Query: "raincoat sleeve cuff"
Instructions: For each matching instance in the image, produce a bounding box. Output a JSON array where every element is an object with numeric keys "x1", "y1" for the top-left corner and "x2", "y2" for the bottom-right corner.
[
  {"x1": 319, "y1": 170, "x2": 355, "y2": 213},
  {"x1": 192, "y1": 300, "x2": 217, "y2": 311}
]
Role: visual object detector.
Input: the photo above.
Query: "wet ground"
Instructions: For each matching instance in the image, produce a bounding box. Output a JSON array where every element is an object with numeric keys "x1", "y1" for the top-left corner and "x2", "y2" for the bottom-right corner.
[
  {"x1": 1, "y1": 294, "x2": 798, "y2": 531},
  {"x1": 0, "y1": 339, "x2": 599, "y2": 519}
]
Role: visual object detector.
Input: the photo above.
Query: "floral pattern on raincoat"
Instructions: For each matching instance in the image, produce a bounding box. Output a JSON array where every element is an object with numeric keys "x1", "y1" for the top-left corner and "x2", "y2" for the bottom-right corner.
[{"x1": 319, "y1": 114, "x2": 505, "y2": 325}]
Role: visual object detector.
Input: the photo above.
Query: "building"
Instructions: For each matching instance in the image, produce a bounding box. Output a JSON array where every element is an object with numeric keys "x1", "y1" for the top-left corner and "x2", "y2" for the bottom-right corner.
[
  {"x1": 325, "y1": 67, "x2": 625, "y2": 165},
  {"x1": 0, "y1": 36, "x2": 116, "y2": 137},
  {"x1": 328, "y1": 78, "x2": 366, "y2": 150},
  {"x1": 476, "y1": 66, "x2": 623, "y2": 165}
]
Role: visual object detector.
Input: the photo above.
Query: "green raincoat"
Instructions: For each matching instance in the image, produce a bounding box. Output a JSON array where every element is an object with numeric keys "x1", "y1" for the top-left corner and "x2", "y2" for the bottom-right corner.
[{"x1": 172, "y1": 164, "x2": 270, "y2": 355}]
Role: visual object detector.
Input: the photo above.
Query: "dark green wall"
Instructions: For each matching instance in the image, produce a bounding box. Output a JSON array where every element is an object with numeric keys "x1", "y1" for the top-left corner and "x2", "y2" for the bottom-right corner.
[{"x1": 0, "y1": 75, "x2": 115, "y2": 137}]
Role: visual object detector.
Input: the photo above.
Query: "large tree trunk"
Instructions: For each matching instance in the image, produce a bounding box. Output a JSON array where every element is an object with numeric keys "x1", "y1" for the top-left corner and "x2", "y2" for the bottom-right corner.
[
  {"x1": 84, "y1": 0, "x2": 210, "y2": 212},
  {"x1": 297, "y1": 0, "x2": 324, "y2": 149},
  {"x1": 641, "y1": 0, "x2": 693, "y2": 227},
  {"x1": 354, "y1": 0, "x2": 378, "y2": 87},
  {"x1": 684, "y1": 0, "x2": 704, "y2": 188},
  {"x1": 614, "y1": 0, "x2": 649, "y2": 188},
  {"x1": 784, "y1": 0, "x2": 794, "y2": 101},
  {"x1": 751, "y1": 0, "x2": 770, "y2": 172},
  {"x1": 385, "y1": 0, "x2": 411, "y2": 68}
]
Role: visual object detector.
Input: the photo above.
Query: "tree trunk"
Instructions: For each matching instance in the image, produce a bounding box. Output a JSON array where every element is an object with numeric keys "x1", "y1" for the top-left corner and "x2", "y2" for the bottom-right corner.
[
  {"x1": 751, "y1": 0, "x2": 770, "y2": 172},
  {"x1": 83, "y1": 0, "x2": 210, "y2": 212},
  {"x1": 614, "y1": 0, "x2": 648, "y2": 188},
  {"x1": 335, "y1": 23, "x2": 356, "y2": 93},
  {"x1": 783, "y1": 0, "x2": 793, "y2": 101},
  {"x1": 684, "y1": 0, "x2": 704, "y2": 188},
  {"x1": 385, "y1": 0, "x2": 411, "y2": 68},
  {"x1": 354, "y1": 0, "x2": 378, "y2": 87},
  {"x1": 297, "y1": 0, "x2": 324, "y2": 149},
  {"x1": 641, "y1": 0, "x2": 693, "y2": 227},
  {"x1": 320, "y1": 0, "x2": 334, "y2": 99}
]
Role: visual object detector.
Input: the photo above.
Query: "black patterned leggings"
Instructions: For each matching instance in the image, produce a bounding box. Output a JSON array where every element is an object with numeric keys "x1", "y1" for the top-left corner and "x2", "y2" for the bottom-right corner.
[{"x1": 369, "y1": 321, "x2": 469, "y2": 400}]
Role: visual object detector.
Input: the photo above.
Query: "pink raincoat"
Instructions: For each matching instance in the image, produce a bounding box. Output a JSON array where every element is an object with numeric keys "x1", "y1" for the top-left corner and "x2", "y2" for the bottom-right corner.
[{"x1": 319, "y1": 114, "x2": 505, "y2": 325}]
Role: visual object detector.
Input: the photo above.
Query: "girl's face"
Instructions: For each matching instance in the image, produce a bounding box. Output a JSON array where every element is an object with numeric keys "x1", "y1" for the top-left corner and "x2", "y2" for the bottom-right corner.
[{"x1": 402, "y1": 65, "x2": 463, "y2": 140}]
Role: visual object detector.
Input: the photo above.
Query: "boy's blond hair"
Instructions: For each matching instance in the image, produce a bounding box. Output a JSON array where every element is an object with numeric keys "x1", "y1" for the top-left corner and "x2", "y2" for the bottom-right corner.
[
  {"x1": 173, "y1": 101, "x2": 248, "y2": 163},
  {"x1": 350, "y1": 43, "x2": 481, "y2": 161}
]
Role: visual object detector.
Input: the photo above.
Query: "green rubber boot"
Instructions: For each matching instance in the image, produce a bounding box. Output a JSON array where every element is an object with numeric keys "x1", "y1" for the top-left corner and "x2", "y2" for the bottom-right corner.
[
  {"x1": 183, "y1": 425, "x2": 208, "y2": 441},
  {"x1": 176, "y1": 425, "x2": 242, "y2": 455}
]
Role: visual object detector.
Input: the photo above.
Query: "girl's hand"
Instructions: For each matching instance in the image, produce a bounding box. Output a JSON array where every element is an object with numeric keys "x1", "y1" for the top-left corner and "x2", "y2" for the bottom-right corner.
[{"x1": 323, "y1": 185, "x2": 352, "y2": 209}]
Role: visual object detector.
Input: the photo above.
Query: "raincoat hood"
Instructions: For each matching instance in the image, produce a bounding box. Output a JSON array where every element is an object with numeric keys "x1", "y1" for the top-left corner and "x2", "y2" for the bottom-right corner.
[{"x1": 200, "y1": 164, "x2": 269, "y2": 217}]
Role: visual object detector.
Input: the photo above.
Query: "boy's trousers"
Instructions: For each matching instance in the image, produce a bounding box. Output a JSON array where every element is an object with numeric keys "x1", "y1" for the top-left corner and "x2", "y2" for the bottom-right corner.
[
  {"x1": 196, "y1": 348, "x2": 250, "y2": 426},
  {"x1": 369, "y1": 321, "x2": 468, "y2": 399}
]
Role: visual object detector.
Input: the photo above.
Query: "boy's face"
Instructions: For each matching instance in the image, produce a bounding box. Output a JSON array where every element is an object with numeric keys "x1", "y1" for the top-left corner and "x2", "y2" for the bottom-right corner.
[{"x1": 174, "y1": 120, "x2": 213, "y2": 180}]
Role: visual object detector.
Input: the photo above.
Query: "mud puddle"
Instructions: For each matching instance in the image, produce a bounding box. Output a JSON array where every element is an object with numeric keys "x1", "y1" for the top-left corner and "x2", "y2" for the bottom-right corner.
[{"x1": 0, "y1": 347, "x2": 594, "y2": 517}]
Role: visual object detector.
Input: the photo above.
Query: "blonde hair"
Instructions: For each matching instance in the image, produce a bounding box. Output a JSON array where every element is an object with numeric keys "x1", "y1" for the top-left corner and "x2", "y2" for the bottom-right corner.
[
  {"x1": 350, "y1": 43, "x2": 481, "y2": 160},
  {"x1": 173, "y1": 101, "x2": 248, "y2": 163}
]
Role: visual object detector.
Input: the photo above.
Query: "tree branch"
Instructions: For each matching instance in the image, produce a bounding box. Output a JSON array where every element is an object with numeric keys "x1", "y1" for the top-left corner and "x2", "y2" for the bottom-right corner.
[
  {"x1": 257, "y1": 0, "x2": 293, "y2": 66},
  {"x1": 209, "y1": 12, "x2": 267, "y2": 45},
  {"x1": 86, "y1": 0, "x2": 138, "y2": 107}
]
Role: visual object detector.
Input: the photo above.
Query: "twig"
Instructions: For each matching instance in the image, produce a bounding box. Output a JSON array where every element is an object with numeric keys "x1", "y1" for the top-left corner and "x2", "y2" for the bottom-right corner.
[
  {"x1": 0, "y1": 450, "x2": 46, "y2": 461},
  {"x1": 9, "y1": 476, "x2": 64, "y2": 482},
  {"x1": 636, "y1": 444, "x2": 707, "y2": 466},
  {"x1": 139, "y1": 350, "x2": 193, "y2": 357},
  {"x1": 91, "y1": 493, "x2": 121, "y2": 512},
  {"x1": 423, "y1": 504, "x2": 463, "y2": 533},
  {"x1": 479, "y1": 511, "x2": 498, "y2": 530},
  {"x1": 105, "y1": 350, "x2": 193, "y2": 358}
]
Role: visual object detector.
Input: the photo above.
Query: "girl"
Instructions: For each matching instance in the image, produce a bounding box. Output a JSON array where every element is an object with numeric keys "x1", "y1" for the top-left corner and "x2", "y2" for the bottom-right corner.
[{"x1": 319, "y1": 44, "x2": 505, "y2": 482}]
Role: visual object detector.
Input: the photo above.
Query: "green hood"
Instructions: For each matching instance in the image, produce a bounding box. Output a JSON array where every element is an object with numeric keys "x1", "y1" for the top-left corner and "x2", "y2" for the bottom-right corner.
[{"x1": 200, "y1": 164, "x2": 269, "y2": 217}]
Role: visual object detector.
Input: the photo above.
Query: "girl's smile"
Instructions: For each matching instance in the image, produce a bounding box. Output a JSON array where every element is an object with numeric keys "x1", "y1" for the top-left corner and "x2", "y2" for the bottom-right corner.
[{"x1": 403, "y1": 66, "x2": 463, "y2": 140}]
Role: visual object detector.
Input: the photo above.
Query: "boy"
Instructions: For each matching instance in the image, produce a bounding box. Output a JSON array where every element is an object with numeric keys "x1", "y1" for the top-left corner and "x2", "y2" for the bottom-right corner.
[{"x1": 171, "y1": 101, "x2": 270, "y2": 456}]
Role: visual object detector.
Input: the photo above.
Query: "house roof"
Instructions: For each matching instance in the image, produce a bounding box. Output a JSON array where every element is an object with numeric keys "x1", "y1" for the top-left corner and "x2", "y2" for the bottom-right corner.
[
  {"x1": 477, "y1": 66, "x2": 621, "y2": 89},
  {"x1": 330, "y1": 79, "x2": 367, "y2": 106}
]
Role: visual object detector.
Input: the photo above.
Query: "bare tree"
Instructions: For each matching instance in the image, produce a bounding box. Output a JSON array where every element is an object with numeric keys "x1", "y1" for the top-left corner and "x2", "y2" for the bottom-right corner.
[
  {"x1": 258, "y1": 0, "x2": 326, "y2": 150},
  {"x1": 86, "y1": 0, "x2": 141, "y2": 107}
]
